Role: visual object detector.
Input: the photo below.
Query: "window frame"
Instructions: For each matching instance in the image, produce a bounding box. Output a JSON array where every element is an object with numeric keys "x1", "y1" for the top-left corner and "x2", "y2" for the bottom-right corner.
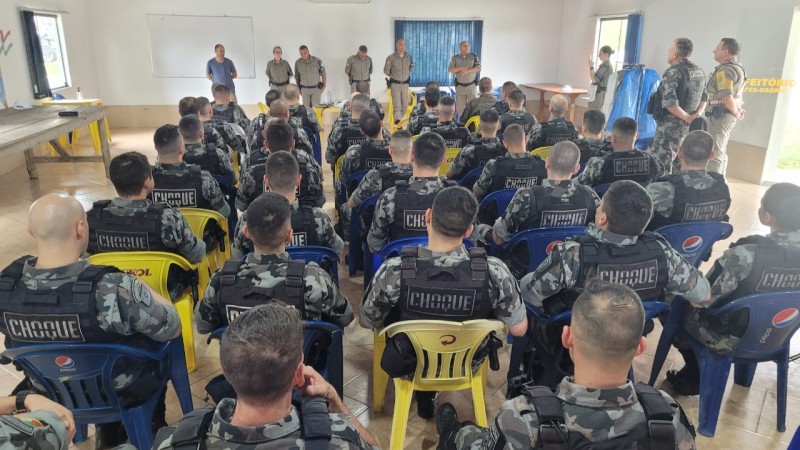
[
  {"x1": 592, "y1": 15, "x2": 628, "y2": 73},
  {"x1": 32, "y1": 12, "x2": 71, "y2": 91}
]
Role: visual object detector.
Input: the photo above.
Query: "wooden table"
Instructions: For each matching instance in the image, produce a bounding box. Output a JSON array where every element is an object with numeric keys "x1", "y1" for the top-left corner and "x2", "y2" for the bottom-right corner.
[
  {"x1": 520, "y1": 83, "x2": 589, "y2": 123},
  {"x1": 0, "y1": 105, "x2": 111, "y2": 179}
]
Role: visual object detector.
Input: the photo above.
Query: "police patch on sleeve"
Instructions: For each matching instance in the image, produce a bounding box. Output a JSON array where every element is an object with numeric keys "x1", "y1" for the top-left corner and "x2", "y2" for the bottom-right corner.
[{"x1": 130, "y1": 278, "x2": 152, "y2": 306}]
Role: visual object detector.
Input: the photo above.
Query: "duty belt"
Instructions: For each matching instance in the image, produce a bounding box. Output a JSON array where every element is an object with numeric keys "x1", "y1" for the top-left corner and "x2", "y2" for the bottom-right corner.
[
  {"x1": 300, "y1": 84, "x2": 319, "y2": 89},
  {"x1": 706, "y1": 99, "x2": 724, "y2": 106},
  {"x1": 351, "y1": 78, "x2": 370, "y2": 83},
  {"x1": 389, "y1": 78, "x2": 410, "y2": 85},
  {"x1": 271, "y1": 81, "x2": 289, "y2": 87},
  {"x1": 455, "y1": 80, "x2": 478, "y2": 87}
]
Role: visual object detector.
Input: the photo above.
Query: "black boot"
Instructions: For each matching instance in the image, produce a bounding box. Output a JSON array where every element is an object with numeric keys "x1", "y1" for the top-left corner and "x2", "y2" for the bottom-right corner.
[
  {"x1": 95, "y1": 422, "x2": 128, "y2": 450},
  {"x1": 416, "y1": 391, "x2": 437, "y2": 419},
  {"x1": 666, "y1": 347, "x2": 700, "y2": 395},
  {"x1": 436, "y1": 403, "x2": 460, "y2": 450}
]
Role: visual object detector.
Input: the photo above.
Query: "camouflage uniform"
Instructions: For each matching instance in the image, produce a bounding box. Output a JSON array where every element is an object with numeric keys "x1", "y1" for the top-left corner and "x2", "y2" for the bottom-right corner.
[
  {"x1": 206, "y1": 119, "x2": 246, "y2": 153},
  {"x1": 650, "y1": 59, "x2": 706, "y2": 175},
  {"x1": 460, "y1": 94, "x2": 498, "y2": 125},
  {"x1": 339, "y1": 162, "x2": 413, "y2": 231},
  {"x1": 493, "y1": 100, "x2": 510, "y2": 115},
  {"x1": 231, "y1": 201, "x2": 344, "y2": 259},
  {"x1": 499, "y1": 109, "x2": 537, "y2": 134},
  {"x1": 360, "y1": 245, "x2": 526, "y2": 329},
  {"x1": 408, "y1": 110, "x2": 438, "y2": 135},
  {"x1": 573, "y1": 150, "x2": 661, "y2": 188},
  {"x1": 419, "y1": 122, "x2": 471, "y2": 149},
  {"x1": 152, "y1": 162, "x2": 231, "y2": 217},
  {"x1": 527, "y1": 117, "x2": 578, "y2": 151},
  {"x1": 367, "y1": 176, "x2": 449, "y2": 252},
  {"x1": 519, "y1": 224, "x2": 711, "y2": 309},
  {"x1": 705, "y1": 61, "x2": 746, "y2": 175},
  {"x1": 152, "y1": 398, "x2": 375, "y2": 450},
  {"x1": 212, "y1": 102, "x2": 251, "y2": 132},
  {"x1": 447, "y1": 136, "x2": 504, "y2": 180},
  {"x1": 195, "y1": 252, "x2": 353, "y2": 332},
  {"x1": 12, "y1": 258, "x2": 181, "y2": 390},
  {"x1": 683, "y1": 231, "x2": 800, "y2": 353},
  {"x1": 326, "y1": 119, "x2": 362, "y2": 165},
  {"x1": 338, "y1": 98, "x2": 385, "y2": 121},
  {"x1": 645, "y1": 170, "x2": 730, "y2": 230},
  {"x1": 335, "y1": 139, "x2": 391, "y2": 197},
  {"x1": 236, "y1": 149, "x2": 324, "y2": 211},
  {"x1": 572, "y1": 137, "x2": 613, "y2": 164},
  {"x1": 453, "y1": 377, "x2": 696, "y2": 449},
  {"x1": 472, "y1": 152, "x2": 546, "y2": 200},
  {"x1": 289, "y1": 104, "x2": 322, "y2": 135},
  {"x1": 0, "y1": 410, "x2": 70, "y2": 450},
  {"x1": 183, "y1": 142, "x2": 237, "y2": 183},
  {"x1": 204, "y1": 125, "x2": 228, "y2": 153},
  {"x1": 89, "y1": 198, "x2": 206, "y2": 264}
]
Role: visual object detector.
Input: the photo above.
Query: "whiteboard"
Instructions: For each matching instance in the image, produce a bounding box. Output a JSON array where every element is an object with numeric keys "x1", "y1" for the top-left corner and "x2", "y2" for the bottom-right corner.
[{"x1": 146, "y1": 14, "x2": 255, "y2": 79}]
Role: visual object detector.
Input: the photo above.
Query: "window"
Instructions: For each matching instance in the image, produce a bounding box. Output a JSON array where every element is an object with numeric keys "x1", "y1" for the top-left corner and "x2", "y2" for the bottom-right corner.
[
  {"x1": 394, "y1": 20, "x2": 483, "y2": 87},
  {"x1": 20, "y1": 10, "x2": 71, "y2": 98},
  {"x1": 593, "y1": 16, "x2": 628, "y2": 72}
]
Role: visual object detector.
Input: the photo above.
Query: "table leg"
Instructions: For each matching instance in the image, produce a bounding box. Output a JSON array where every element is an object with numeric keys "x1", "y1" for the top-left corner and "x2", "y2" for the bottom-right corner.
[
  {"x1": 567, "y1": 94, "x2": 579, "y2": 122},
  {"x1": 96, "y1": 117, "x2": 111, "y2": 177},
  {"x1": 537, "y1": 91, "x2": 547, "y2": 122},
  {"x1": 48, "y1": 139, "x2": 72, "y2": 160},
  {"x1": 24, "y1": 149, "x2": 38, "y2": 179}
]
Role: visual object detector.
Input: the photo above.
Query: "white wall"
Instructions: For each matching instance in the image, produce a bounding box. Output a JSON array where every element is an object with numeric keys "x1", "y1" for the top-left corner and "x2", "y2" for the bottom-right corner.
[
  {"x1": 82, "y1": 0, "x2": 563, "y2": 106},
  {"x1": 557, "y1": 0, "x2": 800, "y2": 150}
]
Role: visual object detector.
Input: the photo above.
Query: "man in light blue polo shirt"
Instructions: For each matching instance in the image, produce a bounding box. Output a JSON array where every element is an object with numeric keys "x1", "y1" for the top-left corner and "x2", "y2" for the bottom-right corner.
[{"x1": 206, "y1": 44, "x2": 238, "y2": 99}]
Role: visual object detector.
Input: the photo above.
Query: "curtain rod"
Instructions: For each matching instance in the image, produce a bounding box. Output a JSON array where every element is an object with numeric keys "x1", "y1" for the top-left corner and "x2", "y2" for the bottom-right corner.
[
  {"x1": 589, "y1": 10, "x2": 641, "y2": 17},
  {"x1": 17, "y1": 6, "x2": 69, "y2": 14}
]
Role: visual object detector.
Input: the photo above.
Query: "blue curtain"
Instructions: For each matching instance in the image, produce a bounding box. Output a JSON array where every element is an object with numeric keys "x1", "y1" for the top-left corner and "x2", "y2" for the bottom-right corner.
[
  {"x1": 394, "y1": 20, "x2": 483, "y2": 87},
  {"x1": 624, "y1": 13, "x2": 643, "y2": 65}
]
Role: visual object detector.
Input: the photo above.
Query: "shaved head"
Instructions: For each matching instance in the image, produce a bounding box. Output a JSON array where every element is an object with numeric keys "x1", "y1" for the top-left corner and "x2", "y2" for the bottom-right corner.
[
  {"x1": 549, "y1": 94, "x2": 569, "y2": 117},
  {"x1": 29, "y1": 193, "x2": 86, "y2": 243}
]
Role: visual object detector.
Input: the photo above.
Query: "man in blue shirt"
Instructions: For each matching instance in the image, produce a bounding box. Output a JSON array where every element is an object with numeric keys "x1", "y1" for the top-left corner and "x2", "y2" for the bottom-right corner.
[{"x1": 206, "y1": 44, "x2": 238, "y2": 100}]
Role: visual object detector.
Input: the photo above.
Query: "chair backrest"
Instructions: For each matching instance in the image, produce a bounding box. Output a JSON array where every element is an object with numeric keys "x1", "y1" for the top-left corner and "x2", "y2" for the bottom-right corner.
[
  {"x1": 530, "y1": 146, "x2": 553, "y2": 159},
  {"x1": 381, "y1": 320, "x2": 504, "y2": 384},
  {"x1": 334, "y1": 154, "x2": 346, "y2": 182},
  {"x1": 177, "y1": 208, "x2": 232, "y2": 274},
  {"x1": 303, "y1": 125, "x2": 323, "y2": 165},
  {"x1": 440, "y1": 148, "x2": 463, "y2": 176},
  {"x1": 459, "y1": 167, "x2": 484, "y2": 187},
  {"x1": 286, "y1": 245, "x2": 340, "y2": 284},
  {"x1": 478, "y1": 188, "x2": 517, "y2": 220},
  {"x1": 505, "y1": 226, "x2": 588, "y2": 273},
  {"x1": 344, "y1": 170, "x2": 369, "y2": 203},
  {"x1": 412, "y1": 134, "x2": 419, "y2": 142},
  {"x1": 706, "y1": 291, "x2": 800, "y2": 359},
  {"x1": 258, "y1": 102, "x2": 269, "y2": 114},
  {"x1": 349, "y1": 195, "x2": 381, "y2": 276},
  {"x1": 87, "y1": 251, "x2": 197, "y2": 300},
  {"x1": 465, "y1": 116, "x2": 481, "y2": 133},
  {"x1": 525, "y1": 298, "x2": 669, "y2": 325},
  {"x1": 374, "y1": 238, "x2": 475, "y2": 280},
  {"x1": 593, "y1": 182, "x2": 612, "y2": 197},
  {"x1": 654, "y1": 221, "x2": 733, "y2": 268}
]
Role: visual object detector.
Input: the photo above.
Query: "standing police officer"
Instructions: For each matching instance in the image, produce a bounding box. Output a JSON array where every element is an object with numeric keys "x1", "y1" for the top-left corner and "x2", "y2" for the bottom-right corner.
[
  {"x1": 588, "y1": 46, "x2": 614, "y2": 111},
  {"x1": 266, "y1": 46, "x2": 293, "y2": 93},
  {"x1": 295, "y1": 45, "x2": 326, "y2": 107},
  {"x1": 650, "y1": 38, "x2": 706, "y2": 175},
  {"x1": 448, "y1": 41, "x2": 481, "y2": 115},
  {"x1": 384, "y1": 39, "x2": 414, "y2": 125},
  {"x1": 704, "y1": 38, "x2": 747, "y2": 176},
  {"x1": 346, "y1": 45, "x2": 373, "y2": 93}
]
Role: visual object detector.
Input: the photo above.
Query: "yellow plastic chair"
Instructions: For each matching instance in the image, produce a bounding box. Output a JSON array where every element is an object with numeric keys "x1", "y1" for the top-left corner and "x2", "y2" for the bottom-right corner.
[
  {"x1": 411, "y1": 134, "x2": 419, "y2": 142},
  {"x1": 530, "y1": 146, "x2": 553, "y2": 159},
  {"x1": 258, "y1": 101, "x2": 269, "y2": 114},
  {"x1": 387, "y1": 88, "x2": 417, "y2": 127},
  {"x1": 464, "y1": 115, "x2": 481, "y2": 132},
  {"x1": 372, "y1": 329, "x2": 389, "y2": 410},
  {"x1": 391, "y1": 116, "x2": 410, "y2": 133},
  {"x1": 87, "y1": 252, "x2": 199, "y2": 372},
  {"x1": 334, "y1": 154, "x2": 345, "y2": 183},
  {"x1": 177, "y1": 208, "x2": 231, "y2": 292},
  {"x1": 380, "y1": 320, "x2": 505, "y2": 450},
  {"x1": 440, "y1": 148, "x2": 462, "y2": 176}
]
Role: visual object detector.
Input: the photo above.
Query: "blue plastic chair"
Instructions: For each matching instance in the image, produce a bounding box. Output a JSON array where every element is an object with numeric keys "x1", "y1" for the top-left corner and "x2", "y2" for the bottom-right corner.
[
  {"x1": 593, "y1": 183, "x2": 612, "y2": 197},
  {"x1": 500, "y1": 226, "x2": 588, "y2": 272},
  {"x1": 209, "y1": 320, "x2": 344, "y2": 397},
  {"x1": 366, "y1": 237, "x2": 476, "y2": 285},
  {"x1": 303, "y1": 126, "x2": 322, "y2": 165},
  {"x1": 287, "y1": 245, "x2": 340, "y2": 284},
  {"x1": 2, "y1": 338, "x2": 193, "y2": 450},
  {"x1": 654, "y1": 221, "x2": 734, "y2": 268},
  {"x1": 349, "y1": 195, "x2": 380, "y2": 276},
  {"x1": 477, "y1": 188, "x2": 517, "y2": 224},
  {"x1": 648, "y1": 292, "x2": 800, "y2": 436},
  {"x1": 789, "y1": 425, "x2": 800, "y2": 450},
  {"x1": 459, "y1": 167, "x2": 483, "y2": 188},
  {"x1": 336, "y1": 170, "x2": 368, "y2": 208}
]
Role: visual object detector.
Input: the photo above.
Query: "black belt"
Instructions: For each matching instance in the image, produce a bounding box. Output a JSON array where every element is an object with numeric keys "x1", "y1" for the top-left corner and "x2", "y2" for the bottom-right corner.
[
  {"x1": 389, "y1": 78, "x2": 410, "y2": 85},
  {"x1": 300, "y1": 84, "x2": 319, "y2": 89},
  {"x1": 271, "y1": 81, "x2": 289, "y2": 87},
  {"x1": 455, "y1": 80, "x2": 478, "y2": 87},
  {"x1": 596, "y1": 86, "x2": 606, "y2": 93},
  {"x1": 351, "y1": 79, "x2": 370, "y2": 83}
]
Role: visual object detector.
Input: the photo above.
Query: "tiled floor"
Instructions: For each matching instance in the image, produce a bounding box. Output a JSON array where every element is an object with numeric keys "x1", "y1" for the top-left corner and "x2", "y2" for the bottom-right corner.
[{"x1": 0, "y1": 128, "x2": 797, "y2": 449}]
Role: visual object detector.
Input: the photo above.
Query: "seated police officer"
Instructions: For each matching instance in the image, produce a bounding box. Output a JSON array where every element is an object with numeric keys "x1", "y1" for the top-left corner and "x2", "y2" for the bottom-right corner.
[
  {"x1": 87, "y1": 152, "x2": 206, "y2": 264},
  {"x1": 493, "y1": 81, "x2": 517, "y2": 115},
  {"x1": 196, "y1": 192, "x2": 353, "y2": 333},
  {"x1": 210, "y1": 83, "x2": 250, "y2": 132},
  {"x1": 178, "y1": 96, "x2": 227, "y2": 153},
  {"x1": 526, "y1": 94, "x2": 578, "y2": 150},
  {"x1": 437, "y1": 280, "x2": 697, "y2": 449},
  {"x1": 409, "y1": 86, "x2": 440, "y2": 135},
  {"x1": 492, "y1": 141, "x2": 599, "y2": 277},
  {"x1": 361, "y1": 186, "x2": 528, "y2": 419},
  {"x1": 646, "y1": 130, "x2": 731, "y2": 231},
  {"x1": 667, "y1": 183, "x2": 800, "y2": 395},
  {"x1": 196, "y1": 95, "x2": 245, "y2": 153},
  {"x1": 499, "y1": 89, "x2": 536, "y2": 134},
  {"x1": 338, "y1": 80, "x2": 386, "y2": 120},
  {"x1": 237, "y1": 118, "x2": 325, "y2": 210},
  {"x1": 447, "y1": 109, "x2": 504, "y2": 182},
  {"x1": 412, "y1": 80, "x2": 440, "y2": 118},
  {"x1": 336, "y1": 110, "x2": 391, "y2": 203},
  {"x1": 573, "y1": 109, "x2": 613, "y2": 164},
  {"x1": 178, "y1": 115, "x2": 237, "y2": 183},
  {"x1": 155, "y1": 303, "x2": 377, "y2": 449},
  {"x1": 473, "y1": 124, "x2": 547, "y2": 202},
  {"x1": 326, "y1": 94, "x2": 371, "y2": 165},
  {"x1": 341, "y1": 130, "x2": 414, "y2": 233},
  {"x1": 151, "y1": 124, "x2": 230, "y2": 218},
  {"x1": 574, "y1": 117, "x2": 661, "y2": 188},
  {"x1": 420, "y1": 96, "x2": 471, "y2": 149},
  {"x1": 282, "y1": 83, "x2": 322, "y2": 135},
  {"x1": 264, "y1": 99, "x2": 314, "y2": 156},
  {"x1": 232, "y1": 151, "x2": 343, "y2": 258},
  {"x1": 459, "y1": 77, "x2": 498, "y2": 126},
  {"x1": 0, "y1": 393, "x2": 77, "y2": 449},
  {"x1": 0, "y1": 193, "x2": 181, "y2": 448},
  {"x1": 367, "y1": 133, "x2": 453, "y2": 253}
]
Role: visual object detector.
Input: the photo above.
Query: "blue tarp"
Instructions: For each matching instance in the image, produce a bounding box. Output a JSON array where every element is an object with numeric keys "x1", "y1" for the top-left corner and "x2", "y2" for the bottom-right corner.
[{"x1": 606, "y1": 67, "x2": 660, "y2": 143}]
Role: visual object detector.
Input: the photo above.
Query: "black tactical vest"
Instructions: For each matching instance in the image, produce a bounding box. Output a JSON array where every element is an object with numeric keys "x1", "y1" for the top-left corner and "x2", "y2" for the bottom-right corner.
[
  {"x1": 598, "y1": 151, "x2": 658, "y2": 185},
  {"x1": 536, "y1": 120, "x2": 578, "y2": 147},
  {"x1": 151, "y1": 165, "x2": 211, "y2": 209},
  {"x1": 289, "y1": 105, "x2": 309, "y2": 129},
  {"x1": 393, "y1": 247, "x2": 492, "y2": 323},
  {"x1": 0, "y1": 257, "x2": 123, "y2": 346},
  {"x1": 575, "y1": 232, "x2": 670, "y2": 301},
  {"x1": 333, "y1": 123, "x2": 366, "y2": 160},
  {"x1": 357, "y1": 141, "x2": 392, "y2": 172},
  {"x1": 674, "y1": 59, "x2": 706, "y2": 113},
  {"x1": 216, "y1": 258, "x2": 307, "y2": 326},
  {"x1": 500, "y1": 111, "x2": 537, "y2": 133},
  {"x1": 247, "y1": 153, "x2": 313, "y2": 205},
  {"x1": 378, "y1": 164, "x2": 412, "y2": 193},
  {"x1": 86, "y1": 201, "x2": 168, "y2": 253},
  {"x1": 212, "y1": 104, "x2": 236, "y2": 123},
  {"x1": 521, "y1": 185, "x2": 597, "y2": 229},
  {"x1": 290, "y1": 205, "x2": 321, "y2": 247},
  {"x1": 184, "y1": 144, "x2": 227, "y2": 177},
  {"x1": 650, "y1": 173, "x2": 731, "y2": 230},
  {"x1": 728, "y1": 236, "x2": 800, "y2": 298},
  {"x1": 432, "y1": 124, "x2": 470, "y2": 148},
  {"x1": 390, "y1": 180, "x2": 448, "y2": 241},
  {"x1": 491, "y1": 155, "x2": 547, "y2": 192},
  {"x1": 471, "y1": 138, "x2": 506, "y2": 167}
]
